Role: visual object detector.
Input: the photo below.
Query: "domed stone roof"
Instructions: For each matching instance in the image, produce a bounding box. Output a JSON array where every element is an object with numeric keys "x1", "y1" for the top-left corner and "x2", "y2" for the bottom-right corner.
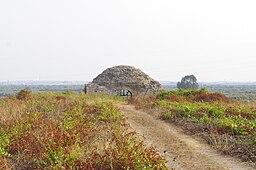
[{"x1": 86, "y1": 65, "x2": 164, "y2": 95}]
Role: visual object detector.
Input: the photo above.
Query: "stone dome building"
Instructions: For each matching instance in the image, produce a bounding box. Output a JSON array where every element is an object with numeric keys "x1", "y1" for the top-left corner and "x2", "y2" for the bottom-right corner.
[{"x1": 85, "y1": 65, "x2": 164, "y2": 95}]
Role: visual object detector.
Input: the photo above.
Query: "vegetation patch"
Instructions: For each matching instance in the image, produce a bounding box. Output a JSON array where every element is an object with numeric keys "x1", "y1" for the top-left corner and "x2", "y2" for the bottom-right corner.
[
  {"x1": 131, "y1": 89, "x2": 256, "y2": 164},
  {"x1": 16, "y1": 90, "x2": 32, "y2": 100},
  {"x1": 156, "y1": 89, "x2": 231, "y2": 103},
  {"x1": 0, "y1": 92, "x2": 167, "y2": 169}
]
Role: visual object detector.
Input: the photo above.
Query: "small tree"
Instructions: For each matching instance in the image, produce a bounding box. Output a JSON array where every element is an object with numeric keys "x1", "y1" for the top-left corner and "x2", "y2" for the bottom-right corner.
[{"x1": 177, "y1": 75, "x2": 199, "y2": 89}]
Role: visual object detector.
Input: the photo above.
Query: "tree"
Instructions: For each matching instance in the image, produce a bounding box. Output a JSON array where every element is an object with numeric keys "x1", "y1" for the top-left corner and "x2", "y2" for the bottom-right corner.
[{"x1": 177, "y1": 75, "x2": 199, "y2": 89}]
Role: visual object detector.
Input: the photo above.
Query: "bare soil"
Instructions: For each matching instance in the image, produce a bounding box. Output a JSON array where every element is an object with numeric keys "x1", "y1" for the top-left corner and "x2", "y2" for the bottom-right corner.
[{"x1": 118, "y1": 103, "x2": 255, "y2": 170}]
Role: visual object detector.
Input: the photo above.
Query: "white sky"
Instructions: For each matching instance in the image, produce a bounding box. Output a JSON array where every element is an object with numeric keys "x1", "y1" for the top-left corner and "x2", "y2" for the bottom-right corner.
[{"x1": 0, "y1": 0, "x2": 256, "y2": 82}]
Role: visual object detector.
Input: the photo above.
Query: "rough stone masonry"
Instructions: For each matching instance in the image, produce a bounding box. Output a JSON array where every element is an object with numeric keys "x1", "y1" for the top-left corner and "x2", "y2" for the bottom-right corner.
[{"x1": 85, "y1": 65, "x2": 164, "y2": 95}]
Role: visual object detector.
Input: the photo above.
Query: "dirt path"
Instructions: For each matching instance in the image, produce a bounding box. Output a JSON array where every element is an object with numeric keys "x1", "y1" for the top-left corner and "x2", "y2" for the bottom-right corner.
[{"x1": 118, "y1": 104, "x2": 254, "y2": 170}]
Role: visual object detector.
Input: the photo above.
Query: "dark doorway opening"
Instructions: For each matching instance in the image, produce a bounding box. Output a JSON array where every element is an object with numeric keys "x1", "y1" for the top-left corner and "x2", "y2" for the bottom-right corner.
[{"x1": 120, "y1": 89, "x2": 132, "y2": 98}]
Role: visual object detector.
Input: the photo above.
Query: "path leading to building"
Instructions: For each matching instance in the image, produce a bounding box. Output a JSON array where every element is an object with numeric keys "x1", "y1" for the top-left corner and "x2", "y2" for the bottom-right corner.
[{"x1": 118, "y1": 104, "x2": 254, "y2": 170}]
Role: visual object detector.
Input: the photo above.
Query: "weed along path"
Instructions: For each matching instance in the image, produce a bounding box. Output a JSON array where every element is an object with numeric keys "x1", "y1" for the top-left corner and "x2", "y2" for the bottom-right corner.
[{"x1": 118, "y1": 103, "x2": 254, "y2": 170}]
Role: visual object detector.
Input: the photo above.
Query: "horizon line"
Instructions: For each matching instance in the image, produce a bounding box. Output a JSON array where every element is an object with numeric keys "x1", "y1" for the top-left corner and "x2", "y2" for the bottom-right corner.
[{"x1": 0, "y1": 80, "x2": 256, "y2": 83}]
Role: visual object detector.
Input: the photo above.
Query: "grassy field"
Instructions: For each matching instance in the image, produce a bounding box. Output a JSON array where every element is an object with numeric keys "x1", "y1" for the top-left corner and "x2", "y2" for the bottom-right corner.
[
  {"x1": 0, "y1": 91, "x2": 167, "y2": 169},
  {"x1": 131, "y1": 89, "x2": 256, "y2": 164},
  {"x1": 1, "y1": 89, "x2": 255, "y2": 169}
]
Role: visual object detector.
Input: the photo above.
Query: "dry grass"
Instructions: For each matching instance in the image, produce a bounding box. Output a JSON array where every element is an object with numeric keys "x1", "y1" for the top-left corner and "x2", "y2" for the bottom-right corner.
[{"x1": 0, "y1": 92, "x2": 168, "y2": 170}]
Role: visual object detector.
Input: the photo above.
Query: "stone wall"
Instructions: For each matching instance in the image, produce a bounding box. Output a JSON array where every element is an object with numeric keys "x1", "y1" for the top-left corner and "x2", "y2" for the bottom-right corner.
[{"x1": 85, "y1": 65, "x2": 164, "y2": 95}]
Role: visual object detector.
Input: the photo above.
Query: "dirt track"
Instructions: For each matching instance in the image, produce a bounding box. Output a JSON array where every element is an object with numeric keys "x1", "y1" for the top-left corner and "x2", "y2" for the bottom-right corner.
[{"x1": 118, "y1": 104, "x2": 254, "y2": 170}]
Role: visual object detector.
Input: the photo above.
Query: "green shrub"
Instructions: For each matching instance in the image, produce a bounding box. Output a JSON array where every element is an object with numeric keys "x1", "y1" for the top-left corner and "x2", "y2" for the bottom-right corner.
[
  {"x1": 207, "y1": 106, "x2": 225, "y2": 117},
  {"x1": 156, "y1": 91, "x2": 170, "y2": 100},
  {"x1": 16, "y1": 89, "x2": 32, "y2": 100},
  {"x1": 0, "y1": 128, "x2": 10, "y2": 157},
  {"x1": 163, "y1": 112, "x2": 173, "y2": 120},
  {"x1": 253, "y1": 134, "x2": 256, "y2": 144}
]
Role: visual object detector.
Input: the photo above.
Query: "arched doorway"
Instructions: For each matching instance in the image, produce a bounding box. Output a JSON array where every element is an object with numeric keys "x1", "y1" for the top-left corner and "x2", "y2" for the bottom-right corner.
[{"x1": 119, "y1": 89, "x2": 133, "y2": 99}]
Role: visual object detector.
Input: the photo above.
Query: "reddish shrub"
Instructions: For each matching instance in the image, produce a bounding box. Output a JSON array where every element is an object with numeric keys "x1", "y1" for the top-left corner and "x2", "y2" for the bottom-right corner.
[
  {"x1": 55, "y1": 96, "x2": 66, "y2": 101},
  {"x1": 16, "y1": 90, "x2": 32, "y2": 100},
  {"x1": 167, "y1": 95, "x2": 185, "y2": 102},
  {"x1": 193, "y1": 92, "x2": 231, "y2": 103}
]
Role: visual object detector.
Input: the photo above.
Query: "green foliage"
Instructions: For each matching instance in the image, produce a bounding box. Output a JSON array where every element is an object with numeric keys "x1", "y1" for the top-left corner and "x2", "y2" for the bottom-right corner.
[
  {"x1": 175, "y1": 88, "x2": 208, "y2": 97},
  {"x1": 207, "y1": 106, "x2": 225, "y2": 117},
  {"x1": 62, "y1": 90, "x2": 74, "y2": 95},
  {"x1": 162, "y1": 112, "x2": 174, "y2": 120},
  {"x1": 177, "y1": 75, "x2": 199, "y2": 90},
  {"x1": 135, "y1": 89, "x2": 255, "y2": 136},
  {"x1": 16, "y1": 89, "x2": 32, "y2": 100},
  {"x1": 171, "y1": 102, "x2": 200, "y2": 118},
  {"x1": 156, "y1": 89, "x2": 230, "y2": 103},
  {"x1": 0, "y1": 128, "x2": 11, "y2": 157},
  {"x1": 253, "y1": 133, "x2": 256, "y2": 144},
  {"x1": 198, "y1": 117, "x2": 210, "y2": 123},
  {"x1": 218, "y1": 117, "x2": 249, "y2": 135},
  {"x1": 156, "y1": 89, "x2": 208, "y2": 100},
  {"x1": 0, "y1": 92, "x2": 168, "y2": 169},
  {"x1": 156, "y1": 91, "x2": 170, "y2": 100},
  {"x1": 39, "y1": 140, "x2": 81, "y2": 169},
  {"x1": 95, "y1": 102, "x2": 121, "y2": 122},
  {"x1": 159, "y1": 101, "x2": 254, "y2": 135},
  {"x1": 130, "y1": 89, "x2": 256, "y2": 162}
]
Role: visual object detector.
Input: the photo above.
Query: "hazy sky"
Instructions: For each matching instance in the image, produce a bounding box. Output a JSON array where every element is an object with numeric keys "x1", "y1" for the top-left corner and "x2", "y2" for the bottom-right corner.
[{"x1": 0, "y1": 0, "x2": 256, "y2": 82}]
